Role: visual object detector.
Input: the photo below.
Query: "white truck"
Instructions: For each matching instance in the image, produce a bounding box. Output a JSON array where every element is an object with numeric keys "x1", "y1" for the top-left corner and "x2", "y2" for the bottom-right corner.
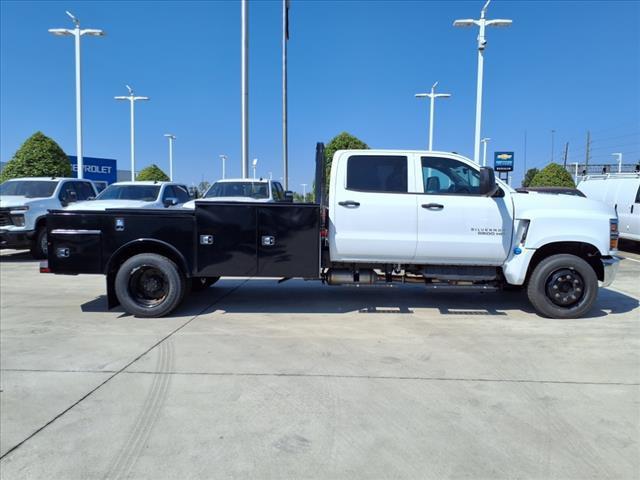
[
  {"x1": 0, "y1": 177, "x2": 98, "y2": 258},
  {"x1": 43, "y1": 145, "x2": 620, "y2": 319},
  {"x1": 183, "y1": 178, "x2": 293, "y2": 208}
]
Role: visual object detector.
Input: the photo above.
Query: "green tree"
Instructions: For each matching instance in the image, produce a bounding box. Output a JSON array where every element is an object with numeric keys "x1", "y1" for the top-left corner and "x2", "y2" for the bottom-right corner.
[
  {"x1": 136, "y1": 164, "x2": 170, "y2": 182},
  {"x1": 0, "y1": 131, "x2": 71, "y2": 182},
  {"x1": 324, "y1": 132, "x2": 368, "y2": 196},
  {"x1": 529, "y1": 163, "x2": 575, "y2": 188},
  {"x1": 521, "y1": 168, "x2": 539, "y2": 187}
]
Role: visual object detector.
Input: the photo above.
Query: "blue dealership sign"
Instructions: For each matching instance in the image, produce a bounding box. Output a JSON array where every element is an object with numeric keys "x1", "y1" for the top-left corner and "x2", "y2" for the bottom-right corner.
[
  {"x1": 494, "y1": 152, "x2": 514, "y2": 172},
  {"x1": 68, "y1": 156, "x2": 117, "y2": 184}
]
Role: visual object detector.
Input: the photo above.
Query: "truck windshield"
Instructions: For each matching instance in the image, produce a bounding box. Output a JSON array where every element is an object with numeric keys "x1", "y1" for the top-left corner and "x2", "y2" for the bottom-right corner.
[
  {"x1": 96, "y1": 185, "x2": 161, "y2": 202},
  {"x1": 0, "y1": 180, "x2": 57, "y2": 198},
  {"x1": 205, "y1": 182, "x2": 269, "y2": 199}
]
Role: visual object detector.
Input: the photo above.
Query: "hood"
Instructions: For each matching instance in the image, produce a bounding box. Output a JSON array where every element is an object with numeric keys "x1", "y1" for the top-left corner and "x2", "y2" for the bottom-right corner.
[
  {"x1": 0, "y1": 195, "x2": 41, "y2": 209},
  {"x1": 64, "y1": 199, "x2": 153, "y2": 211},
  {"x1": 512, "y1": 190, "x2": 615, "y2": 219}
]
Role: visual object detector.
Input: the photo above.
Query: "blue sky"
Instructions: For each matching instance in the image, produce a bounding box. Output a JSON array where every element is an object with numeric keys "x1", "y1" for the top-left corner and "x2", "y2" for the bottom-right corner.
[{"x1": 1, "y1": 0, "x2": 639, "y2": 190}]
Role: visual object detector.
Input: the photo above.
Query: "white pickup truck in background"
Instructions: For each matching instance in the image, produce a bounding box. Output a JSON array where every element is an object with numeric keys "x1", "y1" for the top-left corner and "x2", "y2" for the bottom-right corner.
[{"x1": 0, "y1": 177, "x2": 98, "y2": 258}]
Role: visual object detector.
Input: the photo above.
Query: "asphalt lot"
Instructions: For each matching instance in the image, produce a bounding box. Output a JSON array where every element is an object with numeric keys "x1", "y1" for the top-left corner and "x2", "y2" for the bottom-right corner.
[{"x1": 0, "y1": 248, "x2": 638, "y2": 480}]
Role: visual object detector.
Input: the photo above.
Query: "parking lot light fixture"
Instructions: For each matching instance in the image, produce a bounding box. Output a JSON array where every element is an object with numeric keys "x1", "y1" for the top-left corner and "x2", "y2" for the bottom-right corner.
[
  {"x1": 115, "y1": 85, "x2": 149, "y2": 181},
  {"x1": 612, "y1": 153, "x2": 622, "y2": 173},
  {"x1": 415, "y1": 81, "x2": 451, "y2": 151},
  {"x1": 49, "y1": 11, "x2": 105, "y2": 179},
  {"x1": 163, "y1": 134, "x2": 176, "y2": 181},
  {"x1": 454, "y1": 0, "x2": 512, "y2": 163}
]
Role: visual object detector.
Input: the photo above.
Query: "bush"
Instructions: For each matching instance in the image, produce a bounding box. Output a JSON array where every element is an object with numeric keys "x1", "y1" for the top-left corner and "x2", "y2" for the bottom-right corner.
[
  {"x1": 136, "y1": 164, "x2": 170, "y2": 182},
  {"x1": 521, "y1": 168, "x2": 539, "y2": 187},
  {"x1": 530, "y1": 163, "x2": 575, "y2": 188},
  {"x1": 0, "y1": 131, "x2": 71, "y2": 182}
]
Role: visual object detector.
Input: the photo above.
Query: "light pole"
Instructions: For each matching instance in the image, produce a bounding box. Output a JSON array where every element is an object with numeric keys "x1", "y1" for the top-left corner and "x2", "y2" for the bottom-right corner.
[
  {"x1": 481, "y1": 137, "x2": 491, "y2": 166},
  {"x1": 573, "y1": 162, "x2": 580, "y2": 183},
  {"x1": 252, "y1": 158, "x2": 258, "y2": 180},
  {"x1": 115, "y1": 85, "x2": 149, "y2": 181},
  {"x1": 454, "y1": 0, "x2": 512, "y2": 164},
  {"x1": 49, "y1": 11, "x2": 105, "y2": 179},
  {"x1": 612, "y1": 153, "x2": 622, "y2": 173},
  {"x1": 415, "y1": 81, "x2": 451, "y2": 151},
  {"x1": 219, "y1": 155, "x2": 227, "y2": 179},
  {"x1": 241, "y1": 0, "x2": 249, "y2": 178},
  {"x1": 301, "y1": 183, "x2": 307, "y2": 197},
  {"x1": 163, "y1": 134, "x2": 176, "y2": 181}
]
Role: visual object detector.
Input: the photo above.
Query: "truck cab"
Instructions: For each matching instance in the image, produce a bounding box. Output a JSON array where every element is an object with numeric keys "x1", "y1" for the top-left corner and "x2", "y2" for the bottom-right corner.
[{"x1": 0, "y1": 177, "x2": 97, "y2": 258}]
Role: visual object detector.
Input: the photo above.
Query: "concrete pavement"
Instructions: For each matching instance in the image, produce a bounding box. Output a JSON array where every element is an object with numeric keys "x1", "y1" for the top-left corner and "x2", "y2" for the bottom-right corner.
[{"x1": 1, "y1": 250, "x2": 638, "y2": 479}]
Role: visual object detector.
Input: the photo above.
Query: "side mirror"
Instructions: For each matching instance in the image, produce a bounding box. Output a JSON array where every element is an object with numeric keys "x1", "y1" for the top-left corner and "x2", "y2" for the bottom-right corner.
[
  {"x1": 163, "y1": 197, "x2": 178, "y2": 208},
  {"x1": 479, "y1": 167, "x2": 499, "y2": 196},
  {"x1": 283, "y1": 191, "x2": 294, "y2": 203}
]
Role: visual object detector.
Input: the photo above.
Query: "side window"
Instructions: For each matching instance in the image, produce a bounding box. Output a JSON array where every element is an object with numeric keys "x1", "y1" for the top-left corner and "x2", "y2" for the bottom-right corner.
[
  {"x1": 58, "y1": 182, "x2": 78, "y2": 202},
  {"x1": 173, "y1": 185, "x2": 191, "y2": 203},
  {"x1": 635, "y1": 186, "x2": 640, "y2": 204},
  {"x1": 421, "y1": 157, "x2": 480, "y2": 195},
  {"x1": 162, "y1": 185, "x2": 175, "y2": 201},
  {"x1": 272, "y1": 182, "x2": 284, "y2": 201},
  {"x1": 75, "y1": 182, "x2": 94, "y2": 200},
  {"x1": 346, "y1": 155, "x2": 408, "y2": 193}
]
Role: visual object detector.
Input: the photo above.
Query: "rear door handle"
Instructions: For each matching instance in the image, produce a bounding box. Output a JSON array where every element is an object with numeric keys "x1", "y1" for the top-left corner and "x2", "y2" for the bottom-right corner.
[
  {"x1": 338, "y1": 200, "x2": 360, "y2": 207},
  {"x1": 422, "y1": 203, "x2": 444, "y2": 210}
]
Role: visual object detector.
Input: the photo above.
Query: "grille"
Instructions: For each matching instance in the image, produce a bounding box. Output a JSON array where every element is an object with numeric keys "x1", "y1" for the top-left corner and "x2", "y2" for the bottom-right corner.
[{"x1": 0, "y1": 209, "x2": 12, "y2": 227}]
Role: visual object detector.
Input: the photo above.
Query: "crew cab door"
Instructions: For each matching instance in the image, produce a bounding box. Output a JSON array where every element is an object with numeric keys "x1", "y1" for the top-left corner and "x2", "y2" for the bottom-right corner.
[
  {"x1": 330, "y1": 153, "x2": 418, "y2": 262},
  {"x1": 414, "y1": 155, "x2": 513, "y2": 265}
]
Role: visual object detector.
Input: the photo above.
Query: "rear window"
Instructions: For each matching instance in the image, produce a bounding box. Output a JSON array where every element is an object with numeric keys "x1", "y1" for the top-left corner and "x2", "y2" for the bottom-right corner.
[
  {"x1": 205, "y1": 182, "x2": 269, "y2": 199},
  {"x1": 346, "y1": 155, "x2": 408, "y2": 193}
]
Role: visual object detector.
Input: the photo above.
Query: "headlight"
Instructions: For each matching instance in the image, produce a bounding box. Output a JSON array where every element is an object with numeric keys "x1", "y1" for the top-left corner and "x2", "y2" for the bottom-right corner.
[
  {"x1": 10, "y1": 214, "x2": 25, "y2": 227},
  {"x1": 610, "y1": 218, "x2": 619, "y2": 250}
]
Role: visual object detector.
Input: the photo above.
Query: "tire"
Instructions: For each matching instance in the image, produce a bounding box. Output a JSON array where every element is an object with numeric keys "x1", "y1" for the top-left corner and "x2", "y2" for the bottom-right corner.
[
  {"x1": 190, "y1": 277, "x2": 220, "y2": 292},
  {"x1": 115, "y1": 253, "x2": 186, "y2": 318},
  {"x1": 31, "y1": 227, "x2": 48, "y2": 260},
  {"x1": 526, "y1": 254, "x2": 598, "y2": 319}
]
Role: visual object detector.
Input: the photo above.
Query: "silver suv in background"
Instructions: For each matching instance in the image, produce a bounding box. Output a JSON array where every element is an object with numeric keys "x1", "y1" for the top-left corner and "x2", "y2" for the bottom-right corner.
[{"x1": 0, "y1": 177, "x2": 98, "y2": 258}]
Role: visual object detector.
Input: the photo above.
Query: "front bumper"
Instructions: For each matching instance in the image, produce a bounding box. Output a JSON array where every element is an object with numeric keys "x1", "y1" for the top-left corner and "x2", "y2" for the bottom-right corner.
[
  {"x1": 600, "y1": 256, "x2": 620, "y2": 288},
  {"x1": 0, "y1": 229, "x2": 36, "y2": 249}
]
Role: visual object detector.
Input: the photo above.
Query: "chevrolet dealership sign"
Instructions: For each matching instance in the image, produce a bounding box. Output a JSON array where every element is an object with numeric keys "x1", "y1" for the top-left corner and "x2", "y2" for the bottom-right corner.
[{"x1": 68, "y1": 156, "x2": 117, "y2": 184}]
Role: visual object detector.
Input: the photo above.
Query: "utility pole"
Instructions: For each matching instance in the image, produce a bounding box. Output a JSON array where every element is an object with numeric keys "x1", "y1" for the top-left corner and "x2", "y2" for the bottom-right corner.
[
  {"x1": 563, "y1": 142, "x2": 569, "y2": 168},
  {"x1": 241, "y1": 0, "x2": 249, "y2": 178},
  {"x1": 282, "y1": 0, "x2": 290, "y2": 189},
  {"x1": 49, "y1": 12, "x2": 105, "y2": 179},
  {"x1": 585, "y1": 130, "x2": 591, "y2": 173}
]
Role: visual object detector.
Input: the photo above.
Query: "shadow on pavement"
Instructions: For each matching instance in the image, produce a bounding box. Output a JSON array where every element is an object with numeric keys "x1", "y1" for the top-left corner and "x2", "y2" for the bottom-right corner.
[{"x1": 0, "y1": 250, "x2": 34, "y2": 263}]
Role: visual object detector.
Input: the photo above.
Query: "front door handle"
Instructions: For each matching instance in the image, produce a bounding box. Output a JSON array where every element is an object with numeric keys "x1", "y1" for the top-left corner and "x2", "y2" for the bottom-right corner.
[
  {"x1": 338, "y1": 200, "x2": 360, "y2": 207},
  {"x1": 422, "y1": 203, "x2": 444, "y2": 210}
]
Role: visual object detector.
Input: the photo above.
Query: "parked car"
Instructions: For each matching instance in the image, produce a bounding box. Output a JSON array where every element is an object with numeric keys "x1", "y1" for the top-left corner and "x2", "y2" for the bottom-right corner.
[
  {"x1": 43, "y1": 145, "x2": 619, "y2": 319},
  {"x1": 66, "y1": 181, "x2": 192, "y2": 211},
  {"x1": 183, "y1": 178, "x2": 292, "y2": 208},
  {"x1": 577, "y1": 173, "x2": 640, "y2": 241},
  {"x1": 0, "y1": 177, "x2": 98, "y2": 258},
  {"x1": 516, "y1": 187, "x2": 586, "y2": 197},
  {"x1": 93, "y1": 181, "x2": 109, "y2": 193}
]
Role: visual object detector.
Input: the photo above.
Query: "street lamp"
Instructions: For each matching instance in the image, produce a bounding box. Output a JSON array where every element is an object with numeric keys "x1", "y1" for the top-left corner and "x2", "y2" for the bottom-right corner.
[
  {"x1": 49, "y1": 11, "x2": 105, "y2": 179},
  {"x1": 415, "y1": 81, "x2": 451, "y2": 151},
  {"x1": 115, "y1": 85, "x2": 149, "y2": 181},
  {"x1": 163, "y1": 134, "x2": 176, "y2": 181},
  {"x1": 454, "y1": 0, "x2": 512, "y2": 164},
  {"x1": 252, "y1": 158, "x2": 258, "y2": 180},
  {"x1": 301, "y1": 183, "x2": 307, "y2": 197},
  {"x1": 481, "y1": 137, "x2": 491, "y2": 167},
  {"x1": 612, "y1": 153, "x2": 622, "y2": 173},
  {"x1": 219, "y1": 155, "x2": 227, "y2": 179}
]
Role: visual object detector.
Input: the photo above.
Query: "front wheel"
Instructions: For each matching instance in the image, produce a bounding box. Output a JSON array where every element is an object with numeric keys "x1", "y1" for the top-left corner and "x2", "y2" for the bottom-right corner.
[
  {"x1": 527, "y1": 254, "x2": 598, "y2": 319},
  {"x1": 31, "y1": 227, "x2": 47, "y2": 260},
  {"x1": 115, "y1": 253, "x2": 186, "y2": 318}
]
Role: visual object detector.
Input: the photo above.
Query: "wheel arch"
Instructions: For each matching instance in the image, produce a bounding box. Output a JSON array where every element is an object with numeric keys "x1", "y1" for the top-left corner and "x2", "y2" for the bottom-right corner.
[{"x1": 526, "y1": 241, "x2": 604, "y2": 283}]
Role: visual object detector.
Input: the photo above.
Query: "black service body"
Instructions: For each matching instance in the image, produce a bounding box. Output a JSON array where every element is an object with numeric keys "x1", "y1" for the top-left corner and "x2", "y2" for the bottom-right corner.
[{"x1": 46, "y1": 202, "x2": 321, "y2": 307}]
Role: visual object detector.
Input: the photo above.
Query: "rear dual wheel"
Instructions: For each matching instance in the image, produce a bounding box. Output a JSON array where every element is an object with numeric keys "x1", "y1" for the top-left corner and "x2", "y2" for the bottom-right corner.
[
  {"x1": 115, "y1": 253, "x2": 186, "y2": 318},
  {"x1": 527, "y1": 254, "x2": 598, "y2": 319}
]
